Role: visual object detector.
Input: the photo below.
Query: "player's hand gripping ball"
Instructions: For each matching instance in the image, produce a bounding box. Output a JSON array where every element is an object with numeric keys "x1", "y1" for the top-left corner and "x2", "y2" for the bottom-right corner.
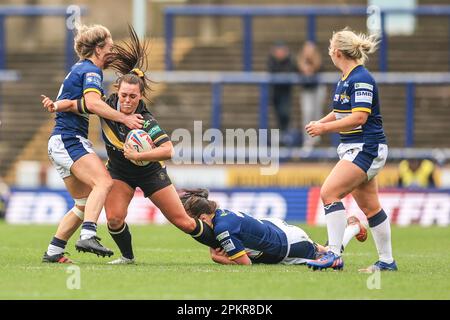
[{"x1": 125, "y1": 129, "x2": 154, "y2": 166}]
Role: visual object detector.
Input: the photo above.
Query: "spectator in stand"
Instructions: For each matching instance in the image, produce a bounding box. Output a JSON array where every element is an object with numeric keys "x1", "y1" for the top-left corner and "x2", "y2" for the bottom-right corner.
[
  {"x1": 297, "y1": 41, "x2": 326, "y2": 149},
  {"x1": 398, "y1": 158, "x2": 438, "y2": 188},
  {"x1": 267, "y1": 41, "x2": 297, "y2": 145},
  {"x1": 0, "y1": 178, "x2": 10, "y2": 219}
]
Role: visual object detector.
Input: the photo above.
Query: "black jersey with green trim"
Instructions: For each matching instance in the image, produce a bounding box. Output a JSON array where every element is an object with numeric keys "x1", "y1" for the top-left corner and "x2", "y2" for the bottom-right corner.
[
  {"x1": 212, "y1": 209, "x2": 288, "y2": 264},
  {"x1": 332, "y1": 65, "x2": 386, "y2": 144},
  {"x1": 101, "y1": 93, "x2": 170, "y2": 176},
  {"x1": 52, "y1": 59, "x2": 104, "y2": 138}
]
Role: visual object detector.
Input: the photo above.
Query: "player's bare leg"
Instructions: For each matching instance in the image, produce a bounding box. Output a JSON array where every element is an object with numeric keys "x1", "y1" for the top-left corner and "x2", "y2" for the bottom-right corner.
[
  {"x1": 352, "y1": 178, "x2": 397, "y2": 272},
  {"x1": 105, "y1": 180, "x2": 135, "y2": 264},
  {"x1": 42, "y1": 176, "x2": 90, "y2": 263},
  {"x1": 70, "y1": 153, "x2": 114, "y2": 257},
  {"x1": 150, "y1": 185, "x2": 220, "y2": 248}
]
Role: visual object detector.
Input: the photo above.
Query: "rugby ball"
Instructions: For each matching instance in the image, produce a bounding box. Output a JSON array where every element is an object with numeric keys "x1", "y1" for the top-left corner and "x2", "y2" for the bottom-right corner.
[{"x1": 125, "y1": 129, "x2": 154, "y2": 166}]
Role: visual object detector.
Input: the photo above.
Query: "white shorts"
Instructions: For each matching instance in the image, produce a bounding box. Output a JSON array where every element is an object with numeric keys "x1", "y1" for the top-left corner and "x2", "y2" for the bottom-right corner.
[
  {"x1": 337, "y1": 143, "x2": 388, "y2": 180},
  {"x1": 260, "y1": 218, "x2": 313, "y2": 265},
  {"x1": 48, "y1": 134, "x2": 95, "y2": 179}
]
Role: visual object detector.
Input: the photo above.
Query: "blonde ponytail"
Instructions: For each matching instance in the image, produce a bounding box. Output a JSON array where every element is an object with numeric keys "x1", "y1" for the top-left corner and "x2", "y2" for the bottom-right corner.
[{"x1": 332, "y1": 27, "x2": 379, "y2": 64}]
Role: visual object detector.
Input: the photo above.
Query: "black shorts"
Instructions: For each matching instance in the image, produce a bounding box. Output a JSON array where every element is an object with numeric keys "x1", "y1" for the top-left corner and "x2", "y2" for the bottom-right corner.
[{"x1": 107, "y1": 166, "x2": 172, "y2": 198}]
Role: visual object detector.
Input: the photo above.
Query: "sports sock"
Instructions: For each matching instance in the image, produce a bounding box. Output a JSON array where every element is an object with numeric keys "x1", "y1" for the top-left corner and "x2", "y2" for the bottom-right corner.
[
  {"x1": 368, "y1": 209, "x2": 394, "y2": 264},
  {"x1": 47, "y1": 237, "x2": 67, "y2": 256},
  {"x1": 342, "y1": 223, "x2": 360, "y2": 249},
  {"x1": 108, "y1": 223, "x2": 134, "y2": 259},
  {"x1": 324, "y1": 201, "x2": 347, "y2": 256},
  {"x1": 80, "y1": 221, "x2": 97, "y2": 240},
  {"x1": 189, "y1": 219, "x2": 221, "y2": 249}
]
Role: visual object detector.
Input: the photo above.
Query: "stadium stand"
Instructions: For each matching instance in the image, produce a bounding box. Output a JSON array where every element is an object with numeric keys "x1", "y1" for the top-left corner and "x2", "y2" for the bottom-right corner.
[{"x1": 1, "y1": 0, "x2": 450, "y2": 184}]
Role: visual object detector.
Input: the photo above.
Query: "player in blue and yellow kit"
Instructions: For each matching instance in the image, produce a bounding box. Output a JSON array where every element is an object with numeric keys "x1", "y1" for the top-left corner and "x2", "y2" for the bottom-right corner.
[
  {"x1": 180, "y1": 189, "x2": 366, "y2": 265},
  {"x1": 41, "y1": 26, "x2": 220, "y2": 264},
  {"x1": 305, "y1": 28, "x2": 397, "y2": 272},
  {"x1": 43, "y1": 23, "x2": 144, "y2": 262}
]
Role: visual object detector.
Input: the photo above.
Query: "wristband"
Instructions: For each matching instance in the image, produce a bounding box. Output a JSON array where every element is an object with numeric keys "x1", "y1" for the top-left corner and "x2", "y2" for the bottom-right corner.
[{"x1": 53, "y1": 101, "x2": 59, "y2": 112}]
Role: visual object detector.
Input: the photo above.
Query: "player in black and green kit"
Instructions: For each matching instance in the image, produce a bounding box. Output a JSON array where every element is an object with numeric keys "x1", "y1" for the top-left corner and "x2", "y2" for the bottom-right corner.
[{"x1": 41, "y1": 26, "x2": 219, "y2": 264}]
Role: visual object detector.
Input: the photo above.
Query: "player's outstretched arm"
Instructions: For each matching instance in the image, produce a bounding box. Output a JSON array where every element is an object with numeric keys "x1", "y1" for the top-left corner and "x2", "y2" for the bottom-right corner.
[
  {"x1": 41, "y1": 95, "x2": 77, "y2": 113},
  {"x1": 230, "y1": 253, "x2": 252, "y2": 265},
  {"x1": 84, "y1": 91, "x2": 144, "y2": 129},
  {"x1": 209, "y1": 248, "x2": 238, "y2": 265}
]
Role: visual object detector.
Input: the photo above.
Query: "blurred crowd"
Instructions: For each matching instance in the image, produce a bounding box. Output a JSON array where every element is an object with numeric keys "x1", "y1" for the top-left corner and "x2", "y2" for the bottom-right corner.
[
  {"x1": 267, "y1": 40, "x2": 325, "y2": 148},
  {"x1": 0, "y1": 178, "x2": 10, "y2": 219}
]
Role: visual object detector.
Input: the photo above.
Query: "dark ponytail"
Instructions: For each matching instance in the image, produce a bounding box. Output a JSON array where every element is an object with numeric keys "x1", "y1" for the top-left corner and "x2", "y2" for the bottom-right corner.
[
  {"x1": 180, "y1": 189, "x2": 218, "y2": 218},
  {"x1": 105, "y1": 24, "x2": 151, "y2": 97}
]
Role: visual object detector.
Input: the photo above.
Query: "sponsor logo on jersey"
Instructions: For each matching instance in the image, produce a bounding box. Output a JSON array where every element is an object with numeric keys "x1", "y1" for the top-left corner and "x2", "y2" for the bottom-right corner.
[
  {"x1": 148, "y1": 125, "x2": 162, "y2": 137},
  {"x1": 86, "y1": 72, "x2": 101, "y2": 78},
  {"x1": 216, "y1": 231, "x2": 230, "y2": 241},
  {"x1": 221, "y1": 239, "x2": 236, "y2": 252},
  {"x1": 334, "y1": 94, "x2": 340, "y2": 102},
  {"x1": 355, "y1": 90, "x2": 373, "y2": 104},
  {"x1": 85, "y1": 72, "x2": 102, "y2": 87},
  {"x1": 143, "y1": 120, "x2": 151, "y2": 129},
  {"x1": 355, "y1": 82, "x2": 374, "y2": 91}
]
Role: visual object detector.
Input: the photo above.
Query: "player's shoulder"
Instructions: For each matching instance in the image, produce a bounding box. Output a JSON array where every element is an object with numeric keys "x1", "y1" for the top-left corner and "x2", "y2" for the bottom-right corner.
[
  {"x1": 76, "y1": 59, "x2": 102, "y2": 76},
  {"x1": 105, "y1": 93, "x2": 118, "y2": 107},
  {"x1": 137, "y1": 100, "x2": 153, "y2": 117},
  {"x1": 350, "y1": 66, "x2": 375, "y2": 85},
  {"x1": 213, "y1": 209, "x2": 239, "y2": 230}
]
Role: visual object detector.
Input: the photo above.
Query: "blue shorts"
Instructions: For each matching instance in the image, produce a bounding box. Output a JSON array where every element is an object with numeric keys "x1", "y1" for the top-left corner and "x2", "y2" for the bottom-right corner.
[
  {"x1": 48, "y1": 134, "x2": 95, "y2": 179},
  {"x1": 337, "y1": 143, "x2": 388, "y2": 180}
]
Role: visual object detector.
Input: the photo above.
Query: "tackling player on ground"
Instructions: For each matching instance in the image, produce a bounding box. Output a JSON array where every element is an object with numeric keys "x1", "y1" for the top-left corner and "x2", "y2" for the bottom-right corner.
[{"x1": 180, "y1": 189, "x2": 367, "y2": 266}]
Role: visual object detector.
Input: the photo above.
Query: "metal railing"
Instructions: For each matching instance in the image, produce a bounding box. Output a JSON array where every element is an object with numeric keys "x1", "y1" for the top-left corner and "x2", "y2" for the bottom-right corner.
[
  {"x1": 0, "y1": 5, "x2": 87, "y2": 71},
  {"x1": 164, "y1": 5, "x2": 450, "y2": 72},
  {"x1": 105, "y1": 71, "x2": 450, "y2": 148}
]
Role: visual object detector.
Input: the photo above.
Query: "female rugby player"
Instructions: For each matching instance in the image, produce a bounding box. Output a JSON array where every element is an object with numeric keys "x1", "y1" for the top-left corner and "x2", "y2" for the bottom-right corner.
[
  {"x1": 43, "y1": 23, "x2": 144, "y2": 262},
  {"x1": 41, "y1": 26, "x2": 219, "y2": 264},
  {"x1": 304, "y1": 28, "x2": 397, "y2": 272},
  {"x1": 180, "y1": 189, "x2": 366, "y2": 266}
]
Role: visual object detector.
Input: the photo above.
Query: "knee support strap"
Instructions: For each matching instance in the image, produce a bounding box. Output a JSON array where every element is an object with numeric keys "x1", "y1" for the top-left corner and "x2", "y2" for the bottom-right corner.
[{"x1": 72, "y1": 206, "x2": 84, "y2": 220}]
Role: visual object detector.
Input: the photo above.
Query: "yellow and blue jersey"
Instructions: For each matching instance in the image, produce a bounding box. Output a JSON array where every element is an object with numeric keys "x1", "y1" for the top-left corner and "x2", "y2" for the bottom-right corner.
[
  {"x1": 52, "y1": 59, "x2": 104, "y2": 138},
  {"x1": 101, "y1": 93, "x2": 170, "y2": 176},
  {"x1": 212, "y1": 209, "x2": 288, "y2": 264},
  {"x1": 332, "y1": 65, "x2": 386, "y2": 144}
]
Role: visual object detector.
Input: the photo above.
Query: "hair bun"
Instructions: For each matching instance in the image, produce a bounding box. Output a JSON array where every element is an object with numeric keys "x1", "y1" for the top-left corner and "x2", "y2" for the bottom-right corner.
[
  {"x1": 182, "y1": 188, "x2": 209, "y2": 199},
  {"x1": 197, "y1": 189, "x2": 209, "y2": 199},
  {"x1": 131, "y1": 68, "x2": 145, "y2": 78}
]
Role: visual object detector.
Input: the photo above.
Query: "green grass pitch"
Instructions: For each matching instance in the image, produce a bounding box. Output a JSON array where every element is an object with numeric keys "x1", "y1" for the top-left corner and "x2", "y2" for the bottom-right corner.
[{"x1": 0, "y1": 221, "x2": 449, "y2": 300}]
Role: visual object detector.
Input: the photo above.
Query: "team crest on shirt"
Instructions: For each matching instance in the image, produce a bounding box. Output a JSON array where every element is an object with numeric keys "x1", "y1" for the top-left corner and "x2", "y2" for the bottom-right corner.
[
  {"x1": 159, "y1": 172, "x2": 167, "y2": 180},
  {"x1": 340, "y1": 94, "x2": 350, "y2": 104},
  {"x1": 118, "y1": 124, "x2": 126, "y2": 138}
]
